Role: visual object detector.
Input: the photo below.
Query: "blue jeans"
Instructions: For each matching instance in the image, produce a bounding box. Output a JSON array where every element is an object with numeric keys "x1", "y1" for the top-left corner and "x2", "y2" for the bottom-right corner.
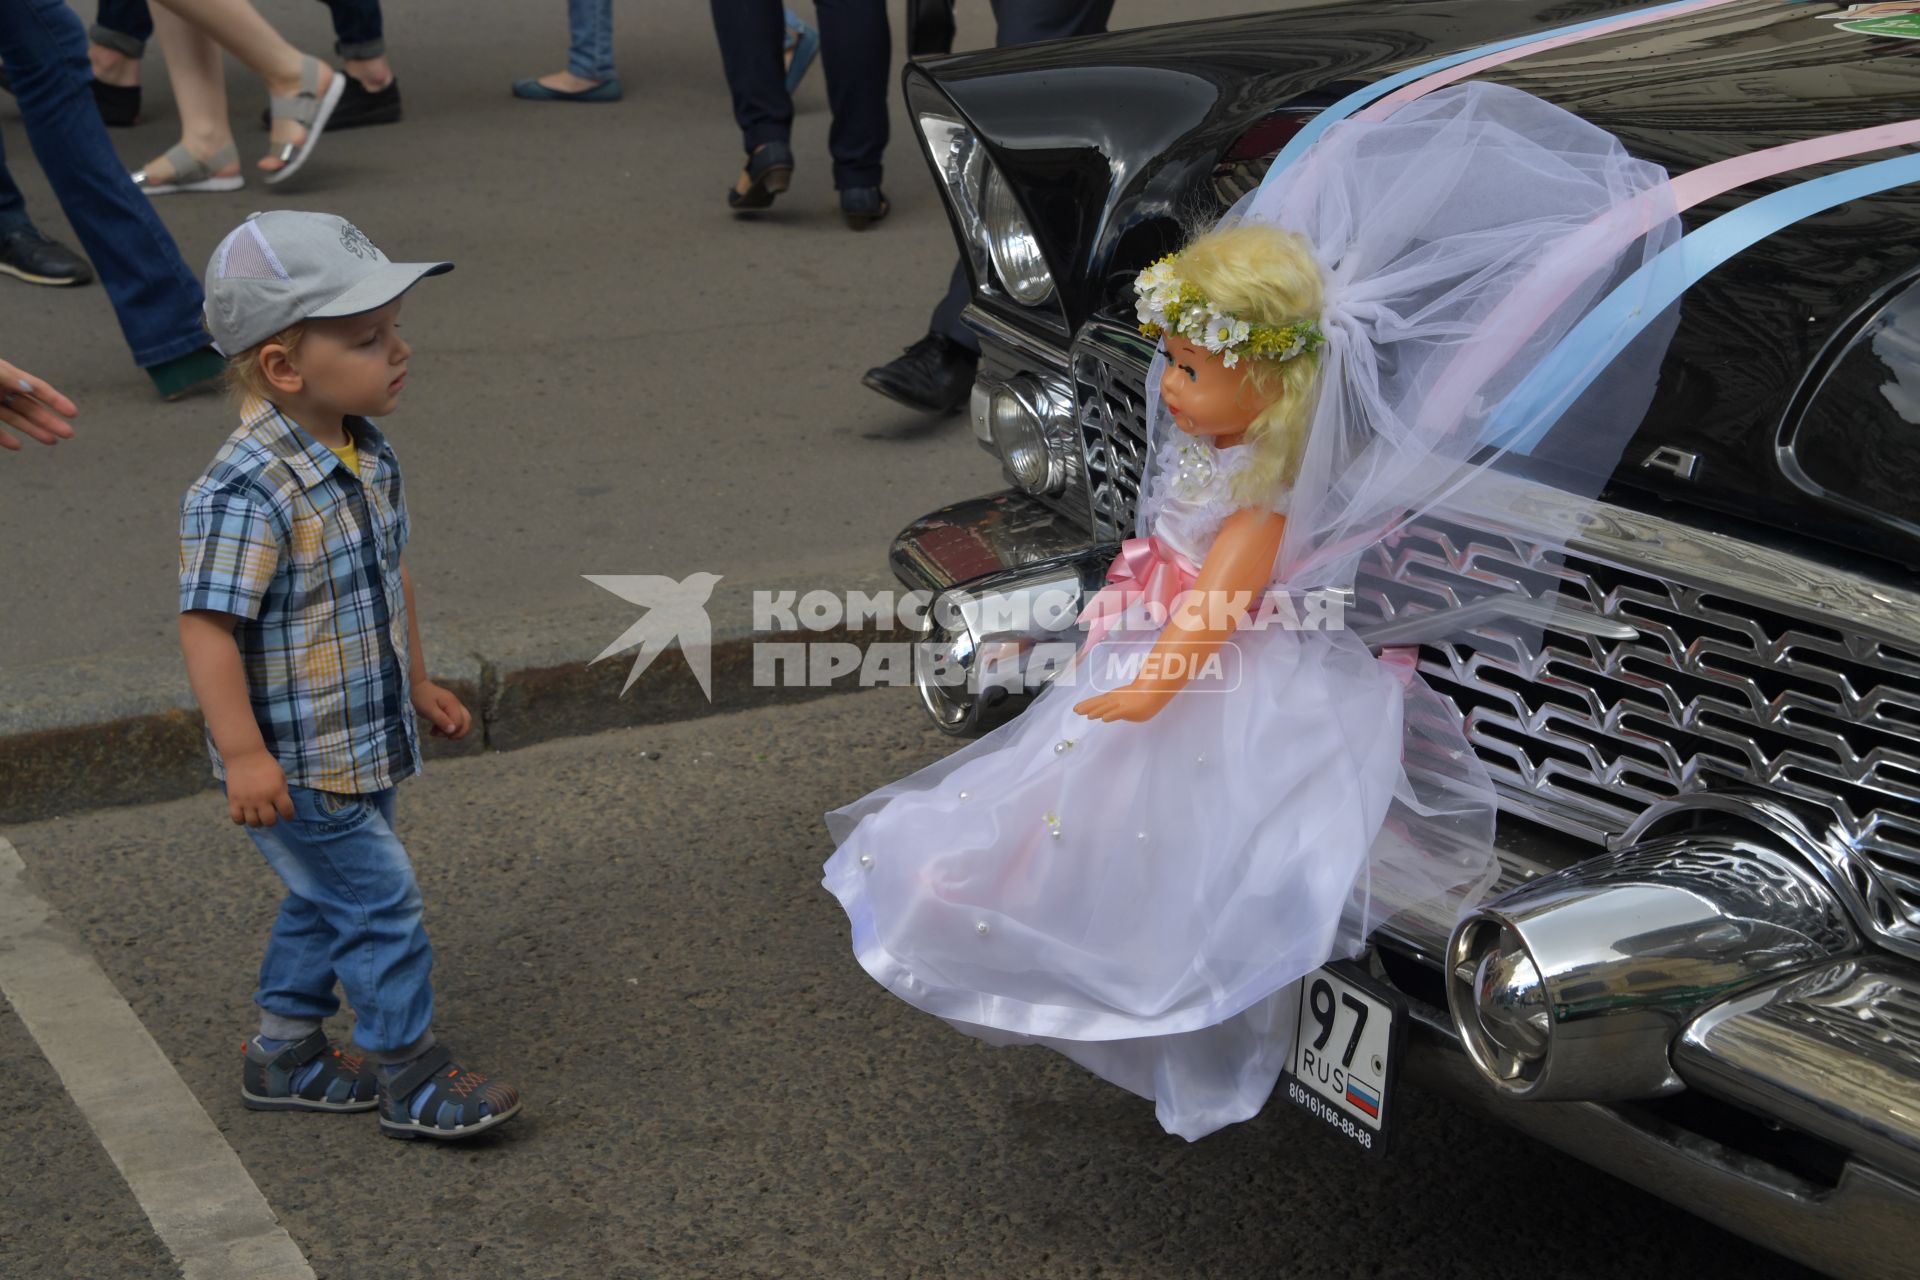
[
  {"x1": 0, "y1": 0, "x2": 208, "y2": 367},
  {"x1": 568, "y1": 0, "x2": 616, "y2": 82},
  {"x1": 92, "y1": 0, "x2": 386, "y2": 60},
  {"x1": 241, "y1": 784, "x2": 436, "y2": 1055},
  {"x1": 710, "y1": 0, "x2": 889, "y2": 190}
]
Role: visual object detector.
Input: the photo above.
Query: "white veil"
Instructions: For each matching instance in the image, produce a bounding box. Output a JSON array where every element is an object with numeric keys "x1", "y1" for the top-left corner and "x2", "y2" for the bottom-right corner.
[
  {"x1": 1138, "y1": 82, "x2": 1682, "y2": 593},
  {"x1": 1135, "y1": 83, "x2": 1683, "y2": 947}
]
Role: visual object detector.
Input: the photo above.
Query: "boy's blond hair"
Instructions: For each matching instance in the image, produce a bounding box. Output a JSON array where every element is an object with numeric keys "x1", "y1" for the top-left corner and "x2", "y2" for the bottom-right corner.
[
  {"x1": 223, "y1": 322, "x2": 310, "y2": 405},
  {"x1": 1168, "y1": 224, "x2": 1324, "y2": 507}
]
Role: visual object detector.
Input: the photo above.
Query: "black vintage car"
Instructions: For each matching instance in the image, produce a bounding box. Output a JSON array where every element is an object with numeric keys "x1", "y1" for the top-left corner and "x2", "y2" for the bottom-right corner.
[{"x1": 885, "y1": 2, "x2": 1920, "y2": 1275}]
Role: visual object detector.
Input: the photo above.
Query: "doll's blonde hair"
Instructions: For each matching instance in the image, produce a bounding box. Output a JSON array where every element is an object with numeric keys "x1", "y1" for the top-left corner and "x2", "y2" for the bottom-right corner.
[{"x1": 1167, "y1": 223, "x2": 1324, "y2": 506}]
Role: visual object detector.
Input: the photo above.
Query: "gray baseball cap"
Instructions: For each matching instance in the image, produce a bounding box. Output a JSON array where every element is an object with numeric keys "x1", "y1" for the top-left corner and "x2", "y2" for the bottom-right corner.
[{"x1": 203, "y1": 211, "x2": 453, "y2": 355}]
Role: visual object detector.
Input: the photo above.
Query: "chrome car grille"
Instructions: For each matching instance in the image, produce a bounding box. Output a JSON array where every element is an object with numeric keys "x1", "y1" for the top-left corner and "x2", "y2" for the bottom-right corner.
[
  {"x1": 1072, "y1": 324, "x2": 1159, "y2": 542},
  {"x1": 1071, "y1": 323, "x2": 1920, "y2": 955}
]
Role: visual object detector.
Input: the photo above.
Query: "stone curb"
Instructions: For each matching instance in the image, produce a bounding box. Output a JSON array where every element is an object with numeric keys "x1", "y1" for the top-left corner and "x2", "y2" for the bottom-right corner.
[{"x1": 0, "y1": 567, "x2": 921, "y2": 825}]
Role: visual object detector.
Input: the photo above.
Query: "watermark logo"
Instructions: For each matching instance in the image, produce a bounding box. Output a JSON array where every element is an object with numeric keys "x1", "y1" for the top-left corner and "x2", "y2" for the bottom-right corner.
[
  {"x1": 588, "y1": 577, "x2": 1343, "y2": 704},
  {"x1": 584, "y1": 573, "x2": 723, "y2": 697}
]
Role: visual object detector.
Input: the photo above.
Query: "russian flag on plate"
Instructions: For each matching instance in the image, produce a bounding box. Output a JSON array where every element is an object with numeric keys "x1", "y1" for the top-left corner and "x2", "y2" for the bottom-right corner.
[{"x1": 1345, "y1": 1079, "x2": 1381, "y2": 1119}]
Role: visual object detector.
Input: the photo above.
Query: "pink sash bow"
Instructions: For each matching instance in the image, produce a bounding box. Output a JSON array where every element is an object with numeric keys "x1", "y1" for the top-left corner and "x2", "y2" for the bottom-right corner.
[{"x1": 1077, "y1": 535, "x2": 1202, "y2": 654}]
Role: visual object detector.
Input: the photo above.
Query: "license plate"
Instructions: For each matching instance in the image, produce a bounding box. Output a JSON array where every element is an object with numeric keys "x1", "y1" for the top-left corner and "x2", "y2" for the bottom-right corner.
[{"x1": 1279, "y1": 959, "x2": 1405, "y2": 1156}]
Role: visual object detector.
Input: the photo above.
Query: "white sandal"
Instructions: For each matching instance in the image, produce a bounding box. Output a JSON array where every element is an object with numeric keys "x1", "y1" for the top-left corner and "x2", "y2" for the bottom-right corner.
[
  {"x1": 132, "y1": 143, "x2": 244, "y2": 196},
  {"x1": 263, "y1": 56, "x2": 345, "y2": 187}
]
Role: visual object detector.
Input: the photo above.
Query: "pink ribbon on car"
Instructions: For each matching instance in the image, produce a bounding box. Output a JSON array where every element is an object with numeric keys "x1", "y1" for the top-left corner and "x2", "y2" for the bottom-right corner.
[
  {"x1": 1375, "y1": 645, "x2": 1421, "y2": 689},
  {"x1": 1077, "y1": 535, "x2": 1202, "y2": 654}
]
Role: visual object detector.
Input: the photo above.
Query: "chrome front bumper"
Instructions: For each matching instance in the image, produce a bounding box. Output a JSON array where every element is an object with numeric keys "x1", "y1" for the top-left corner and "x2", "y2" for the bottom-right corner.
[{"x1": 893, "y1": 489, "x2": 1920, "y2": 1280}]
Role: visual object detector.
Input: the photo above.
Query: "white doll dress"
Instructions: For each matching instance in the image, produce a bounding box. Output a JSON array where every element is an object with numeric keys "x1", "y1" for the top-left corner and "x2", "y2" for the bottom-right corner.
[
  {"x1": 823, "y1": 84, "x2": 1680, "y2": 1139},
  {"x1": 822, "y1": 433, "x2": 1441, "y2": 1140}
]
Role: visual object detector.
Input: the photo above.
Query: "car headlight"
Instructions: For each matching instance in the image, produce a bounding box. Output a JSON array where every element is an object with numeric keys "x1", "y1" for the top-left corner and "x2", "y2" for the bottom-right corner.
[
  {"x1": 981, "y1": 167, "x2": 1055, "y2": 306},
  {"x1": 977, "y1": 374, "x2": 1072, "y2": 495},
  {"x1": 917, "y1": 111, "x2": 1057, "y2": 310}
]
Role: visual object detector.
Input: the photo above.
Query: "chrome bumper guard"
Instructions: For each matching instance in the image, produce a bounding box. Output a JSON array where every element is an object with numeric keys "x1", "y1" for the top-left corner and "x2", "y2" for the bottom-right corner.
[
  {"x1": 892, "y1": 490, "x2": 1920, "y2": 1275},
  {"x1": 1679, "y1": 959, "x2": 1920, "y2": 1193},
  {"x1": 889, "y1": 493, "x2": 1105, "y2": 735}
]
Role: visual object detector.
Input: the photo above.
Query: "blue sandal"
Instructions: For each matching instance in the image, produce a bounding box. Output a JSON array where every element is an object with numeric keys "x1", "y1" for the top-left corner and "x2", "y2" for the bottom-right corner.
[
  {"x1": 377, "y1": 1044, "x2": 522, "y2": 1141},
  {"x1": 240, "y1": 1030, "x2": 378, "y2": 1113}
]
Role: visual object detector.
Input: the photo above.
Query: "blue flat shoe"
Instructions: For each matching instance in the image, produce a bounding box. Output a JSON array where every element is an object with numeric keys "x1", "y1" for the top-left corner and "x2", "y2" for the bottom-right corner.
[
  {"x1": 784, "y1": 18, "x2": 820, "y2": 96},
  {"x1": 512, "y1": 76, "x2": 623, "y2": 103}
]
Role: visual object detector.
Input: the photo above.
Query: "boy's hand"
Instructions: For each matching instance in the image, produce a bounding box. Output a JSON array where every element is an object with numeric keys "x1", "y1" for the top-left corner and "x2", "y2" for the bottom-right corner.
[
  {"x1": 227, "y1": 750, "x2": 295, "y2": 827},
  {"x1": 412, "y1": 680, "x2": 472, "y2": 739}
]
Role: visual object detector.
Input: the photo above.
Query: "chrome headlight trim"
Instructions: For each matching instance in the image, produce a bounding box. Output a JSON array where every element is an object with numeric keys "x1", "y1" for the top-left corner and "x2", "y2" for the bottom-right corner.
[
  {"x1": 982, "y1": 166, "x2": 1056, "y2": 306},
  {"x1": 916, "y1": 111, "x2": 990, "y2": 281}
]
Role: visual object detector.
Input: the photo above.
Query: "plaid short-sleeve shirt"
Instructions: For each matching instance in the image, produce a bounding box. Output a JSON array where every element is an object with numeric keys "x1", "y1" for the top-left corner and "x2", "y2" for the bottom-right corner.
[{"x1": 179, "y1": 398, "x2": 420, "y2": 793}]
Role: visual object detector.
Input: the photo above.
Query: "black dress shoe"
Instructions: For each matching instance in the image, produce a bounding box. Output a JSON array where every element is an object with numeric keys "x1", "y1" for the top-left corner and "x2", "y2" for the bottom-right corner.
[
  {"x1": 92, "y1": 78, "x2": 140, "y2": 127},
  {"x1": 0, "y1": 227, "x2": 94, "y2": 287},
  {"x1": 6, "y1": 68, "x2": 143, "y2": 126},
  {"x1": 840, "y1": 186, "x2": 890, "y2": 230},
  {"x1": 332, "y1": 75, "x2": 401, "y2": 128},
  {"x1": 862, "y1": 332, "x2": 978, "y2": 414},
  {"x1": 260, "y1": 74, "x2": 400, "y2": 130}
]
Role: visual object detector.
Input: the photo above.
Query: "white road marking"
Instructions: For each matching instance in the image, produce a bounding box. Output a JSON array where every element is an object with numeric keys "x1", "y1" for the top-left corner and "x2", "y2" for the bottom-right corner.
[{"x1": 0, "y1": 836, "x2": 315, "y2": 1280}]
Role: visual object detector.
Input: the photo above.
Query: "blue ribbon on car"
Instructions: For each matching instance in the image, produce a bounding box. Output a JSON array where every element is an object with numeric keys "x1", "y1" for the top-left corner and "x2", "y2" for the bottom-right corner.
[
  {"x1": 1255, "y1": 0, "x2": 1724, "y2": 191},
  {"x1": 1487, "y1": 150, "x2": 1920, "y2": 454}
]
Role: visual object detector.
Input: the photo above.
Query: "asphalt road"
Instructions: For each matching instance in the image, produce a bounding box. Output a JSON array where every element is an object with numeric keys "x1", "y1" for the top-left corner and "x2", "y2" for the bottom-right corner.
[{"x1": 1, "y1": 689, "x2": 1819, "y2": 1280}]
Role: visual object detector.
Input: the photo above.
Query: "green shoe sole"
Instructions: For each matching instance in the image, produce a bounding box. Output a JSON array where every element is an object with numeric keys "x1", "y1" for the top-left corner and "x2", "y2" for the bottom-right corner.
[{"x1": 147, "y1": 346, "x2": 226, "y2": 401}]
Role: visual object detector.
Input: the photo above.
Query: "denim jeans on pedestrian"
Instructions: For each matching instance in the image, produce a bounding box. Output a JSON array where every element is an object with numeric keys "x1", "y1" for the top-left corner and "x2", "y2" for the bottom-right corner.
[
  {"x1": 0, "y1": 163, "x2": 31, "y2": 235},
  {"x1": 567, "y1": 0, "x2": 616, "y2": 83},
  {"x1": 710, "y1": 0, "x2": 889, "y2": 190},
  {"x1": 241, "y1": 784, "x2": 436, "y2": 1056},
  {"x1": 91, "y1": 0, "x2": 387, "y2": 61},
  {"x1": 0, "y1": 0, "x2": 208, "y2": 367}
]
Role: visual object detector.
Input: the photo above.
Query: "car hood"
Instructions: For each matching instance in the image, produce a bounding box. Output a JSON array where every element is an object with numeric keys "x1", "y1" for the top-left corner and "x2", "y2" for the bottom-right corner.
[{"x1": 915, "y1": 0, "x2": 1920, "y2": 572}]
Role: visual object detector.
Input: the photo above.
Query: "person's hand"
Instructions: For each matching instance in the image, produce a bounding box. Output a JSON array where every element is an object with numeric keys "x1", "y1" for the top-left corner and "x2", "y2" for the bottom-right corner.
[
  {"x1": 1075, "y1": 683, "x2": 1177, "y2": 723},
  {"x1": 0, "y1": 360, "x2": 78, "y2": 452},
  {"x1": 227, "y1": 750, "x2": 295, "y2": 827},
  {"x1": 412, "y1": 680, "x2": 473, "y2": 739}
]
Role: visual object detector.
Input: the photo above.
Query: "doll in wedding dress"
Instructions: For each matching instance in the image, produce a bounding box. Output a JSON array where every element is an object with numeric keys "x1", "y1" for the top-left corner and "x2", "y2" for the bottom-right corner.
[{"x1": 823, "y1": 83, "x2": 1681, "y2": 1140}]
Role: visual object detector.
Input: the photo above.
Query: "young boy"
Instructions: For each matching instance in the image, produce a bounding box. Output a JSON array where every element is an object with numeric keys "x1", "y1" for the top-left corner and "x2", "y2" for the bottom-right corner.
[{"x1": 178, "y1": 210, "x2": 520, "y2": 1141}]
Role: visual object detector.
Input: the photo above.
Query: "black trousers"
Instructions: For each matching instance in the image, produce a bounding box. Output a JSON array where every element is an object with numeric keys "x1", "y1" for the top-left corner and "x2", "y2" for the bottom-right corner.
[
  {"x1": 930, "y1": 0, "x2": 1116, "y2": 351},
  {"x1": 710, "y1": 0, "x2": 890, "y2": 190}
]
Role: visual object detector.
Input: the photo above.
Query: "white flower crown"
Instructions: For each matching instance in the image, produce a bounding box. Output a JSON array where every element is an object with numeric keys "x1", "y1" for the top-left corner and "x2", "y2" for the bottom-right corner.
[{"x1": 1133, "y1": 255, "x2": 1324, "y2": 370}]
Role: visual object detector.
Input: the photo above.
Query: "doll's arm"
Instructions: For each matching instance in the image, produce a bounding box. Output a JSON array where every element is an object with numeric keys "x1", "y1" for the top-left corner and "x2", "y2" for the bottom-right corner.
[{"x1": 1074, "y1": 508, "x2": 1287, "y2": 723}]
